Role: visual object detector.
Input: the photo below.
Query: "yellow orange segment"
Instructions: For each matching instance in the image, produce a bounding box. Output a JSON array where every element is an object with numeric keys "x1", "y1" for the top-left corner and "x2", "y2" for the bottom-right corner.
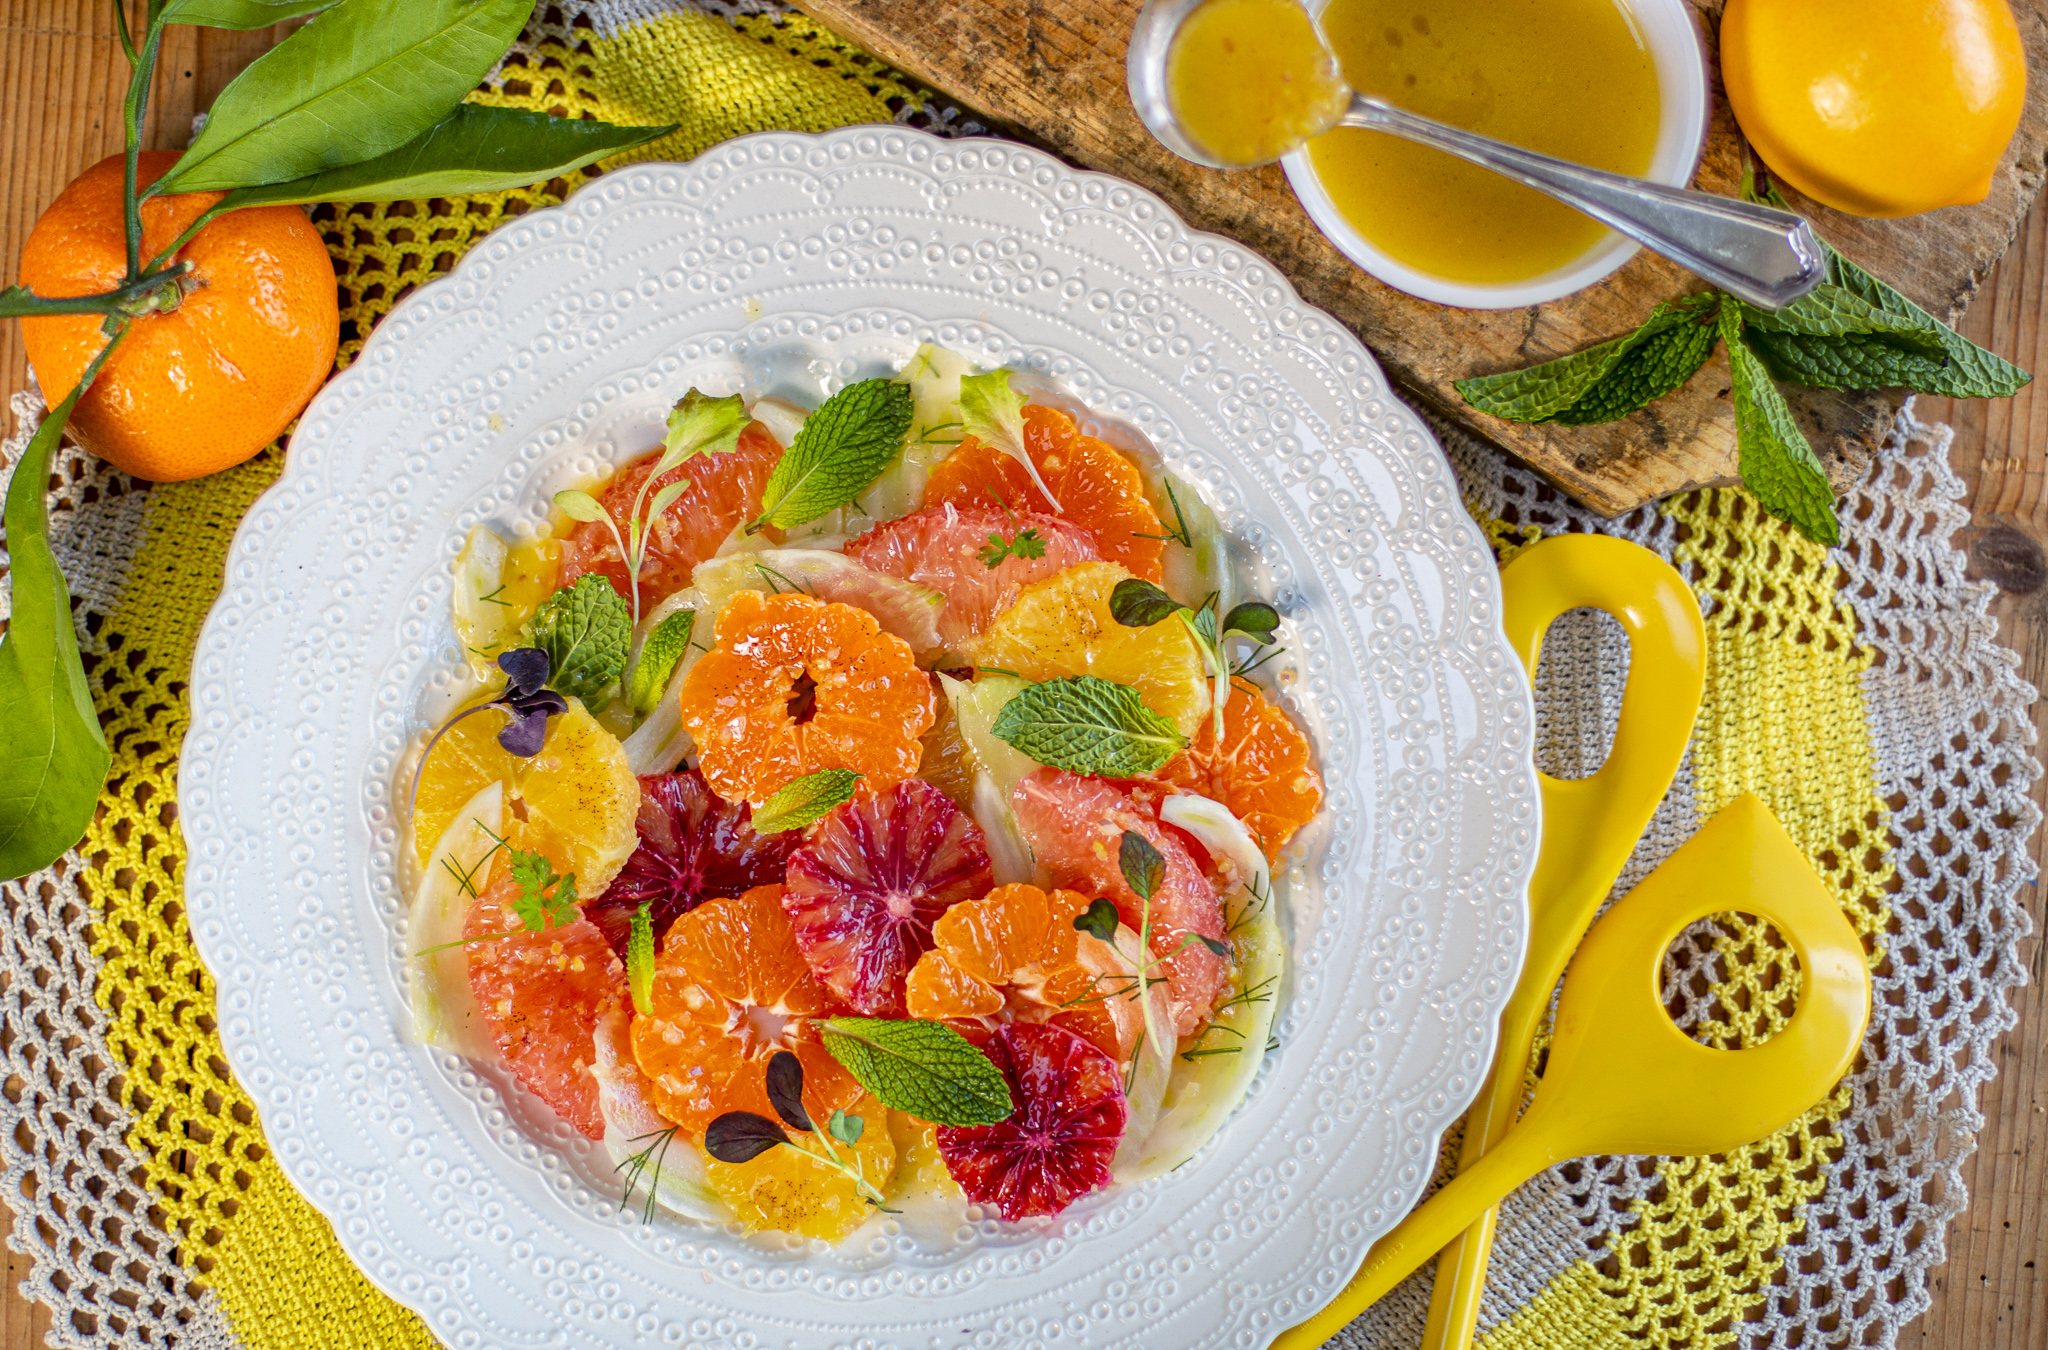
[
  {"x1": 701, "y1": 1090, "x2": 897, "y2": 1241},
  {"x1": 967, "y1": 561, "x2": 1210, "y2": 736},
  {"x1": 674, "y1": 590, "x2": 936, "y2": 804},
  {"x1": 1158, "y1": 678, "x2": 1324, "y2": 861},
  {"x1": 923, "y1": 404, "x2": 1167, "y2": 581},
  {"x1": 630, "y1": 886, "x2": 857, "y2": 1135}
]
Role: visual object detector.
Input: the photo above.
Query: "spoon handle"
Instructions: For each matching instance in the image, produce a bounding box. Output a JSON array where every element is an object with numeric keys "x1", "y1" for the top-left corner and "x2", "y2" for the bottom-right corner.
[{"x1": 1339, "y1": 95, "x2": 1826, "y2": 310}]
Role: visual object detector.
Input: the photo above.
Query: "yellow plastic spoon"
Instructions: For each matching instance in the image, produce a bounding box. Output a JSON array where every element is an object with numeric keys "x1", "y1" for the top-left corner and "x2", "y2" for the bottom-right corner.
[
  {"x1": 1422, "y1": 533, "x2": 1708, "y2": 1350},
  {"x1": 1272, "y1": 793, "x2": 1873, "y2": 1349}
]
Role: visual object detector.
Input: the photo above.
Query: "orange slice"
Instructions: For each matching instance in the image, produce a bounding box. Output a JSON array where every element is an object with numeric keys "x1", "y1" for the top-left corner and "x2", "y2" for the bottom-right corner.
[{"x1": 1157, "y1": 678, "x2": 1323, "y2": 861}]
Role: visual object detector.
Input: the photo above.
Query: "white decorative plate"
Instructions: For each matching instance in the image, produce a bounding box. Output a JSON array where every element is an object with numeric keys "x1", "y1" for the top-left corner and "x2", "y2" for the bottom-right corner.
[{"x1": 181, "y1": 127, "x2": 1536, "y2": 1349}]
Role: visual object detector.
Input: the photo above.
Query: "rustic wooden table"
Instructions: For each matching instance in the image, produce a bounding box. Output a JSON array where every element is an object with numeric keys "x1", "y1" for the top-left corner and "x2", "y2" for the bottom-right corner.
[{"x1": 0, "y1": 2, "x2": 2041, "y2": 1347}]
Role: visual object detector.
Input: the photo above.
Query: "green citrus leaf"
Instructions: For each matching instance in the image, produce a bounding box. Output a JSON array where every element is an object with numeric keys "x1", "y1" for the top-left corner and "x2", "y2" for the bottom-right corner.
[
  {"x1": 155, "y1": 0, "x2": 536, "y2": 194},
  {"x1": 158, "y1": 0, "x2": 338, "y2": 29},
  {"x1": 989, "y1": 676, "x2": 1187, "y2": 777},
  {"x1": 211, "y1": 103, "x2": 673, "y2": 206},
  {"x1": 749, "y1": 379, "x2": 913, "y2": 530},
  {"x1": 818, "y1": 1016, "x2": 1014, "y2": 1126},
  {"x1": 750, "y1": 769, "x2": 863, "y2": 831},
  {"x1": 1721, "y1": 306, "x2": 1840, "y2": 546}
]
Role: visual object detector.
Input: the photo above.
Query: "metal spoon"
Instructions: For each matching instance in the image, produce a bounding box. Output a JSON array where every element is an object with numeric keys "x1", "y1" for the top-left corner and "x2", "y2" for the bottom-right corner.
[{"x1": 1126, "y1": 0, "x2": 1825, "y2": 309}]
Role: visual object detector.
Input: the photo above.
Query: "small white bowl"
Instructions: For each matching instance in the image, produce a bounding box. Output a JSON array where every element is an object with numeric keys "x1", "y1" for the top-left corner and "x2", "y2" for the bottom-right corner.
[{"x1": 1280, "y1": 0, "x2": 1709, "y2": 310}]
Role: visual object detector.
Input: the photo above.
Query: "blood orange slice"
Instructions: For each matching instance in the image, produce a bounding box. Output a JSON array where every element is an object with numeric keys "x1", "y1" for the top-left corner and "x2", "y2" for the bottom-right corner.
[
  {"x1": 923, "y1": 404, "x2": 1167, "y2": 582},
  {"x1": 844, "y1": 503, "x2": 1099, "y2": 648},
  {"x1": 464, "y1": 853, "x2": 625, "y2": 1140},
  {"x1": 1157, "y1": 678, "x2": 1323, "y2": 862},
  {"x1": 583, "y1": 770, "x2": 799, "y2": 960},
  {"x1": 557, "y1": 420, "x2": 783, "y2": 609},
  {"x1": 936, "y1": 1022, "x2": 1128, "y2": 1220},
  {"x1": 781, "y1": 779, "x2": 994, "y2": 1016},
  {"x1": 1010, "y1": 768, "x2": 1228, "y2": 1036},
  {"x1": 674, "y1": 590, "x2": 936, "y2": 804}
]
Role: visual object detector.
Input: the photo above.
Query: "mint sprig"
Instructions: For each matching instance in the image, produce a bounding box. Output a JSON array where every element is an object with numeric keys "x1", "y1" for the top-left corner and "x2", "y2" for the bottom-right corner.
[
  {"x1": 627, "y1": 606, "x2": 694, "y2": 716},
  {"x1": 818, "y1": 1016, "x2": 1014, "y2": 1126},
  {"x1": 525, "y1": 573, "x2": 630, "y2": 706},
  {"x1": 751, "y1": 768, "x2": 863, "y2": 830},
  {"x1": 1451, "y1": 179, "x2": 2031, "y2": 545},
  {"x1": 990, "y1": 675, "x2": 1187, "y2": 777},
  {"x1": 747, "y1": 378, "x2": 913, "y2": 531}
]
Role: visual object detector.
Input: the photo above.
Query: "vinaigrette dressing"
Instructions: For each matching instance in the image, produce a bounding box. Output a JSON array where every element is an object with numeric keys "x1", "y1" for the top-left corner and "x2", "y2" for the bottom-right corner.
[
  {"x1": 1167, "y1": 0, "x2": 1351, "y2": 167},
  {"x1": 1306, "y1": 0, "x2": 1661, "y2": 285}
]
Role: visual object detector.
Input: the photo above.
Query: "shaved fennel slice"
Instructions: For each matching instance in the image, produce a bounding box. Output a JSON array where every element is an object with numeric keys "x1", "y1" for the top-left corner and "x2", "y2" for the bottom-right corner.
[
  {"x1": 593, "y1": 1001, "x2": 730, "y2": 1222},
  {"x1": 1104, "y1": 923, "x2": 1177, "y2": 1178},
  {"x1": 939, "y1": 673, "x2": 1038, "y2": 883},
  {"x1": 407, "y1": 782, "x2": 504, "y2": 1060},
  {"x1": 1120, "y1": 793, "x2": 1286, "y2": 1181}
]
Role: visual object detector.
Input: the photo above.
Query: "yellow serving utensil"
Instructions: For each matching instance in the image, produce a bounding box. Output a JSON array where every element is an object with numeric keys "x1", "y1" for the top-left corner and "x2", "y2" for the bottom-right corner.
[
  {"x1": 1273, "y1": 792, "x2": 1873, "y2": 1349},
  {"x1": 1423, "y1": 534, "x2": 1708, "y2": 1350}
]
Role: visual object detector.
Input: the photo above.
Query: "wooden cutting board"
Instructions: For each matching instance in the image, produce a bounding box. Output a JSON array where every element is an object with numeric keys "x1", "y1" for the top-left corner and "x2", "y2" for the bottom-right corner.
[{"x1": 794, "y1": 0, "x2": 2048, "y2": 516}]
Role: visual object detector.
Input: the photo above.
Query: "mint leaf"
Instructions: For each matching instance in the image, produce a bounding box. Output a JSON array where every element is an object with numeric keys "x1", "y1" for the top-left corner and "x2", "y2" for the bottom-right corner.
[
  {"x1": 749, "y1": 379, "x2": 913, "y2": 531},
  {"x1": 1119, "y1": 830, "x2": 1164, "y2": 903},
  {"x1": 1456, "y1": 294, "x2": 1720, "y2": 424},
  {"x1": 628, "y1": 607, "x2": 694, "y2": 716},
  {"x1": 1074, "y1": 897, "x2": 1120, "y2": 942},
  {"x1": 663, "y1": 389, "x2": 749, "y2": 468},
  {"x1": 958, "y1": 369, "x2": 1064, "y2": 511},
  {"x1": 1738, "y1": 283, "x2": 1947, "y2": 355},
  {"x1": 1108, "y1": 577, "x2": 1184, "y2": 628},
  {"x1": 508, "y1": 849, "x2": 579, "y2": 932},
  {"x1": 990, "y1": 675, "x2": 1187, "y2": 777},
  {"x1": 627, "y1": 902, "x2": 656, "y2": 1014},
  {"x1": 527, "y1": 574, "x2": 631, "y2": 705},
  {"x1": 818, "y1": 1016, "x2": 1014, "y2": 1126},
  {"x1": 1721, "y1": 307, "x2": 1840, "y2": 546},
  {"x1": 751, "y1": 768, "x2": 862, "y2": 830}
]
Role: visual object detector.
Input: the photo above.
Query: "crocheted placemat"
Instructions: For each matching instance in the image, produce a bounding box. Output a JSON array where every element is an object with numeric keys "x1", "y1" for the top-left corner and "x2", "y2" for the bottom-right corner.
[{"x1": 0, "y1": 3, "x2": 2036, "y2": 1347}]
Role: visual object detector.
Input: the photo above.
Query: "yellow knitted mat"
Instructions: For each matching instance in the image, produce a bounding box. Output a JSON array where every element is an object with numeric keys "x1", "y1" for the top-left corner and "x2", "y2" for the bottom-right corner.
[{"x1": 44, "y1": 5, "x2": 1999, "y2": 1350}]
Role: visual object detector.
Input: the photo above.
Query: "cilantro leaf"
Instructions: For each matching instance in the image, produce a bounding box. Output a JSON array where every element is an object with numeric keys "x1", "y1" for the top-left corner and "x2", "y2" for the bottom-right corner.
[
  {"x1": 1455, "y1": 294, "x2": 1721, "y2": 424},
  {"x1": 751, "y1": 768, "x2": 862, "y2": 831},
  {"x1": 1073, "y1": 897, "x2": 1120, "y2": 943},
  {"x1": 990, "y1": 675, "x2": 1187, "y2": 777},
  {"x1": 978, "y1": 527, "x2": 1047, "y2": 568},
  {"x1": 748, "y1": 379, "x2": 913, "y2": 531},
  {"x1": 526, "y1": 574, "x2": 631, "y2": 705},
  {"x1": 818, "y1": 1016, "x2": 1014, "y2": 1126},
  {"x1": 626, "y1": 901, "x2": 655, "y2": 1015},
  {"x1": 627, "y1": 607, "x2": 694, "y2": 716},
  {"x1": 1721, "y1": 306, "x2": 1840, "y2": 546},
  {"x1": 508, "y1": 849, "x2": 579, "y2": 932},
  {"x1": 958, "y1": 369, "x2": 1065, "y2": 511}
]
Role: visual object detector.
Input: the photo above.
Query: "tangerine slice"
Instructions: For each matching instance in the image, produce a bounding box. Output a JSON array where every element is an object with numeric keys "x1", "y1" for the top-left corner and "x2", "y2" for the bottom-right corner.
[
  {"x1": 464, "y1": 851, "x2": 625, "y2": 1140},
  {"x1": 966, "y1": 561, "x2": 1210, "y2": 736},
  {"x1": 629, "y1": 886, "x2": 858, "y2": 1135},
  {"x1": 674, "y1": 590, "x2": 936, "y2": 804},
  {"x1": 1157, "y1": 678, "x2": 1324, "y2": 862},
  {"x1": 782, "y1": 780, "x2": 994, "y2": 1016},
  {"x1": 1010, "y1": 769, "x2": 1229, "y2": 1037},
  {"x1": 936, "y1": 1022, "x2": 1128, "y2": 1220},
  {"x1": 923, "y1": 405, "x2": 1167, "y2": 582},
  {"x1": 557, "y1": 420, "x2": 784, "y2": 609},
  {"x1": 583, "y1": 770, "x2": 799, "y2": 960},
  {"x1": 844, "y1": 503, "x2": 1100, "y2": 647},
  {"x1": 905, "y1": 883, "x2": 1147, "y2": 1063}
]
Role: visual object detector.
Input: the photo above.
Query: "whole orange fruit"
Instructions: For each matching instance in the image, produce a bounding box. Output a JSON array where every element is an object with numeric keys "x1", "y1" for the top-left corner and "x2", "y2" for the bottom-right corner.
[
  {"x1": 19, "y1": 150, "x2": 338, "y2": 481},
  {"x1": 1722, "y1": 0, "x2": 2027, "y2": 218}
]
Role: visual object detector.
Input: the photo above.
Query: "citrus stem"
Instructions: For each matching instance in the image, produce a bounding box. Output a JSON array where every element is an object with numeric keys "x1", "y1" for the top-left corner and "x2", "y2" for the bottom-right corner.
[
  {"x1": 121, "y1": 16, "x2": 166, "y2": 280},
  {"x1": 113, "y1": 0, "x2": 138, "y2": 67},
  {"x1": 143, "y1": 198, "x2": 238, "y2": 276},
  {"x1": 0, "y1": 269, "x2": 189, "y2": 320}
]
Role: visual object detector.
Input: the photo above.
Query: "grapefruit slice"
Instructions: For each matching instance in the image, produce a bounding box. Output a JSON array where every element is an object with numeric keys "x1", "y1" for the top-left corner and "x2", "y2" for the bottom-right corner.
[
  {"x1": 556, "y1": 420, "x2": 784, "y2": 610},
  {"x1": 936, "y1": 1022, "x2": 1128, "y2": 1220},
  {"x1": 844, "y1": 504, "x2": 1099, "y2": 648},
  {"x1": 582, "y1": 770, "x2": 800, "y2": 960},
  {"x1": 1010, "y1": 769, "x2": 1229, "y2": 1037},
  {"x1": 464, "y1": 849, "x2": 626, "y2": 1140},
  {"x1": 781, "y1": 779, "x2": 994, "y2": 1016}
]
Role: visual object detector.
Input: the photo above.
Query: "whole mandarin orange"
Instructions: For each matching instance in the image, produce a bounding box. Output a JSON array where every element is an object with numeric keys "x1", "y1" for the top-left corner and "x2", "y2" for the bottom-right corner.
[{"x1": 19, "y1": 150, "x2": 338, "y2": 481}]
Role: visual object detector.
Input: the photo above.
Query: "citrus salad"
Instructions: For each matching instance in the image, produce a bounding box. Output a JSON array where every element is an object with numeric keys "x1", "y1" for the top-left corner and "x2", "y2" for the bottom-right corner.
[{"x1": 403, "y1": 345, "x2": 1324, "y2": 1241}]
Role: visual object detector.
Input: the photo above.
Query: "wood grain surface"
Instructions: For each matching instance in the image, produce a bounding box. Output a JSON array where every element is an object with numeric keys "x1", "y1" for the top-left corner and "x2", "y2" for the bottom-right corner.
[
  {"x1": 0, "y1": 2, "x2": 2041, "y2": 1346},
  {"x1": 795, "y1": 0, "x2": 2048, "y2": 516}
]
